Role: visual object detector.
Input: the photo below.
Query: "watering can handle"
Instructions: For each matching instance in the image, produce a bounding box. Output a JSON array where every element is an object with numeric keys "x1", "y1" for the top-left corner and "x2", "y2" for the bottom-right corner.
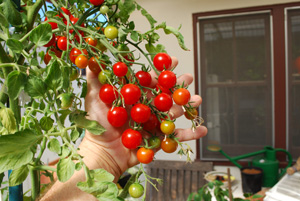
[{"x1": 275, "y1": 148, "x2": 293, "y2": 178}]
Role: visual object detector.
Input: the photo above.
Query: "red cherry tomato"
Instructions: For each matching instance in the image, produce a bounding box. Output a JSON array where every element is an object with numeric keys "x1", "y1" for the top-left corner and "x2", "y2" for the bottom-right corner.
[
  {"x1": 44, "y1": 48, "x2": 62, "y2": 65},
  {"x1": 85, "y1": 37, "x2": 98, "y2": 47},
  {"x1": 89, "y1": 0, "x2": 104, "y2": 6},
  {"x1": 154, "y1": 93, "x2": 173, "y2": 112},
  {"x1": 107, "y1": 107, "x2": 128, "y2": 127},
  {"x1": 88, "y1": 57, "x2": 106, "y2": 74},
  {"x1": 44, "y1": 34, "x2": 56, "y2": 47},
  {"x1": 161, "y1": 137, "x2": 178, "y2": 153},
  {"x1": 99, "y1": 84, "x2": 118, "y2": 104},
  {"x1": 142, "y1": 114, "x2": 159, "y2": 131},
  {"x1": 173, "y1": 88, "x2": 191, "y2": 106},
  {"x1": 113, "y1": 62, "x2": 128, "y2": 77},
  {"x1": 158, "y1": 70, "x2": 177, "y2": 89},
  {"x1": 155, "y1": 84, "x2": 173, "y2": 95},
  {"x1": 59, "y1": 7, "x2": 70, "y2": 17},
  {"x1": 75, "y1": 55, "x2": 88, "y2": 69},
  {"x1": 120, "y1": 84, "x2": 141, "y2": 105},
  {"x1": 44, "y1": 16, "x2": 58, "y2": 30},
  {"x1": 130, "y1": 103, "x2": 151, "y2": 123},
  {"x1": 153, "y1": 53, "x2": 172, "y2": 71},
  {"x1": 137, "y1": 147, "x2": 154, "y2": 164},
  {"x1": 136, "y1": 71, "x2": 151, "y2": 87},
  {"x1": 69, "y1": 48, "x2": 88, "y2": 64},
  {"x1": 122, "y1": 129, "x2": 143, "y2": 149},
  {"x1": 57, "y1": 36, "x2": 70, "y2": 51}
]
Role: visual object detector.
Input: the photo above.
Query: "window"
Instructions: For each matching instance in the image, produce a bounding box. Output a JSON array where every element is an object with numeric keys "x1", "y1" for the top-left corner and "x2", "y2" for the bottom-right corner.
[{"x1": 193, "y1": 3, "x2": 300, "y2": 162}]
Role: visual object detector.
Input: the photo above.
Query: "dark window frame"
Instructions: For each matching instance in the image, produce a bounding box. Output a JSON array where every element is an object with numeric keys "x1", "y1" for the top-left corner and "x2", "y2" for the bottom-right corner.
[{"x1": 192, "y1": 2, "x2": 300, "y2": 164}]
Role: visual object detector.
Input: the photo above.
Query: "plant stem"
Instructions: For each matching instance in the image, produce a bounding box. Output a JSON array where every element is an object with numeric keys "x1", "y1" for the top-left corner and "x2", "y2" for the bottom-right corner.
[{"x1": 29, "y1": 167, "x2": 40, "y2": 201}]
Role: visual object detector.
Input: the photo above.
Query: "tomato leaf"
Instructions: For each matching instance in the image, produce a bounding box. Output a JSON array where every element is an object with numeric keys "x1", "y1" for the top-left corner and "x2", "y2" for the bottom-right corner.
[
  {"x1": 96, "y1": 182, "x2": 119, "y2": 200},
  {"x1": 2, "y1": 0, "x2": 22, "y2": 26},
  {"x1": 136, "y1": 3, "x2": 157, "y2": 28},
  {"x1": 77, "y1": 180, "x2": 109, "y2": 196},
  {"x1": 70, "y1": 129, "x2": 80, "y2": 142},
  {"x1": 8, "y1": 165, "x2": 29, "y2": 186},
  {"x1": 7, "y1": 71, "x2": 27, "y2": 100},
  {"x1": 24, "y1": 76, "x2": 47, "y2": 98},
  {"x1": 57, "y1": 157, "x2": 75, "y2": 182},
  {"x1": 130, "y1": 31, "x2": 139, "y2": 42},
  {"x1": 0, "y1": 129, "x2": 42, "y2": 173},
  {"x1": 59, "y1": 145, "x2": 70, "y2": 158},
  {"x1": 0, "y1": 172, "x2": 4, "y2": 186},
  {"x1": 118, "y1": 0, "x2": 136, "y2": 23},
  {"x1": 29, "y1": 23, "x2": 53, "y2": 46},
  {"x1": 6, "y1": 38, "x2": 24, "y2": 54},
  {"x1": 90, "y1": 169, "x2": 114, "y2": 182},
  {"x1": 69, "y1": 111, "x2": 106, "y2": 135},
  {"x1": 163, "y1": 26, "x2": 189, "y2": 51},
  {"x1": 80, "y1": 81, "x2": 87, "y2": 98},
  {"x1": 47, "y1": 138, "x2": 61, "y2": 154},
  {"x1": 45, "y1": 60, "x2": 63, "y2": 91},
  {"x1": 0, "y1": 12, "x2": 9, "y2": 30},
  {"x1": 40, "y1": 116, "x2": 54, "y2": 131},
  {"x1": 0, "y1": 108, "x2": 17, "y2": 134}
]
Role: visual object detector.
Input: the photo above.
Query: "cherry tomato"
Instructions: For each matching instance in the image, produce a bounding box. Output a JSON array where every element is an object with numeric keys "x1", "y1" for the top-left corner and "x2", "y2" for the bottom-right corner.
[
  {"x1": 136, "y1": 71, "x2": 151, "y2": 87},
  {"x1": 149, "y1": 136, "x2": 161, "y2": 149},
  {"x1": 122, "y1": 129, "x2": 142, "y2": 149},
  {"x1": 59, "y1": 7, "x2": 71, "y2": 17},
  {"x1": 154, "y1": 93, "x2": 173, "y2": 112},
  {"x1": 158, "y1": 70, "x2": 177, "y2": 89},
  {"x1": 85, "y1": 37, "x2": 98, "y2": 47},
  {"x1": 129, "y1": 183, "x2": 144, "y2": 198},
  {"x1": 113, "y1": 62, "x2": 128, "y2": 77},
  {"x1": 44, "y1": 33, "x2": 56, "y2": 47},
  {"x1": 100, "y1": 5, "x2": 109, "y2": 14},
  {"x1": 160, "y1": 120, "x2": 175, "y2": 135},
  {"x1": 137, "y1": 147, "x2": 154, "y2": 164},
  {"x1": 58, "y1": 93, "x2": 74, "y2": 110},
  {"x1": 96, "y1": 40, "x2": 107, "y2": 52},
  {"x1": 104, "y1": 25, "x2": 118, "y2": 40},
  {"x1": 120, "y1": 84, "x2": 141, "y2": 105},
  {"x1": 57, "y1": 36, "x2": 70, "y2": 51},
  {"x1": 107, "y1": 107, "x2": 127, "y2": 127},
  {"x1": 69, "y1": 48, "x2": 88, "y2": 64},
  {"x1": 155, "y1": 84, "x2": 173, "y2": 95},
  {"x1": 44, "y1": 16, "x2": 58, "y2": 30},
  {"x1": 130, "y1": 103, "x2": 151, "y2": 123},
  {"x1": 44, "y1": 48, "x2": 62, "y2": 65},
  {"x1": 173, "y1": 88, "x2": 191, "y2": 106},
  {"x1": 142, "y1": 114, "x2": 159, "y2": 131},
  {"x1": 153, "y1": 52, "x2": 172, "y2": 71},
  {"x1": 99, "y1": 84, "x2": 118, "y2": 104},
  {"x1": 117, "y1": 44, "x2": 130, "y2": 56},
  {"x1": 123, "y1": 53, "x2": 135, "y2": 65},
  {"x1": 75, "y1": 55, "x2": 88, "y2": 69},
  {"x1": 70, "y1": 67, "x2": 79, "y2": 81},
  {"x1": 161, "y1": 137, "x2": 178, "y2": 153},
  {"x1": 89, "y1": 0, "x2": 104, "y2": 6},
  {"x1": 184, "y1": 108, "x2": 198, "y2": 120},
  {"x1": 98, "y1": 70, "x2": 112, "y2": 84},
  {"x1": 88, "y1": 57, "x2": 106, "y2": 74}
]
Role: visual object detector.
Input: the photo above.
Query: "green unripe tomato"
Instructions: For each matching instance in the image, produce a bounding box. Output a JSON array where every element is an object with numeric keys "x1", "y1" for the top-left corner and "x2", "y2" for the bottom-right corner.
[
  {"x1": 58, "y1": 93, "x2": 75, "y2": 110},
  {"x1": 129, "y1": 183, "x2": 144, "y2": 198},
  {"x1": 98, "y1": 69, "x2": 112, "y2": 84},
  {"x1": 117, "y1": 44, "x2": 130, "y2": 56},
  {"x1": 104, "y1": 25, "x2": 118, "y2": 40},
  {"x1": 149, "y1": 136, "x2": 161, "y2": 149},
  {"x1": 70, "y1": 67, "x2": 79, "y2": 81},
  {"x1": 100, "y1": 5, "x2": 109, "y2": 14}
]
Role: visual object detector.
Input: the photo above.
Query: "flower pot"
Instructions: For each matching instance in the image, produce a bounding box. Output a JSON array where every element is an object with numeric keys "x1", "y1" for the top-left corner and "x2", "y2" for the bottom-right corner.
[{"x1": 241, "y1": 166, "x2": 263, "y2": 194}]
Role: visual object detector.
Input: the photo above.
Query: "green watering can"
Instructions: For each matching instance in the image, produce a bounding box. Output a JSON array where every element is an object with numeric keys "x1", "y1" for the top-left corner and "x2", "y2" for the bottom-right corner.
[{"x1": 207, "y1": 145, "x2": 293, "y2": 187}]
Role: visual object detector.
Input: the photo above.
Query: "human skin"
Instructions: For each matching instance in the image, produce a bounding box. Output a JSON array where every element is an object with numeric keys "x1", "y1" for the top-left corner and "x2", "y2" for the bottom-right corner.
[{"x1": 40, "y1": 57, "x2": 208, "y2": 201}]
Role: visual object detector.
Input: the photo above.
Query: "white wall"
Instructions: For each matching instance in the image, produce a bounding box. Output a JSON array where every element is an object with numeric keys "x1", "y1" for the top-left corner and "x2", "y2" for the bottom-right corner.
[{"x1": 130, "y1": 0, "x2": 300, "y2": 161}]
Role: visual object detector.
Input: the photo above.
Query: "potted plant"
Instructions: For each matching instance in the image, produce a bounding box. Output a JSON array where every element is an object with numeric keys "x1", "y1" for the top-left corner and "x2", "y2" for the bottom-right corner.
[{"x1": 0, "y1": 0, "x2": 201, "y2": 200}]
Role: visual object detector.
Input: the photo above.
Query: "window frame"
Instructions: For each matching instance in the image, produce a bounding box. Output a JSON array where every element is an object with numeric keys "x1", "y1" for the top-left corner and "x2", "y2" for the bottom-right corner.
[{"x1": 192, "y1": 2, "x2": 300, "y2": 164}]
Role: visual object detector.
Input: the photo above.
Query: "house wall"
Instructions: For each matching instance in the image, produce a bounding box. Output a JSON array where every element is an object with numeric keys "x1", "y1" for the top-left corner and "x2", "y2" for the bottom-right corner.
[{"x1": 130, "y1": 0, "x2": 300, "y2": 161}]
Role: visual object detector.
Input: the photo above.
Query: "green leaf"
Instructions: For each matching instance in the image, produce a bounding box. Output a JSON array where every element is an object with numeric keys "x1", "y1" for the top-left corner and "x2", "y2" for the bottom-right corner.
[
  {"x1": 75, "y1": 162, "x2": 82, "y2": 171},
  {"x1": 163, "y1": 26, "x2": 189, "y2": 51},
  {"x1": 0, "y1": 172, "x2": 4, "y2": 186},
  {"x1": 70, "y1": 129, "x2": 79, "y2": 142},
  {"x1": 62, "y1": 66, "x2": 70, "y2": 90},
  {"x1": 45, "y1": 60, "x2": 63, "y2": 90},
  {"x1": 47, "y1": 138, "x2": 60, "y2": 154},
  {"x1": 57, "y1": 157, "x2": 75, "y2": 182},
  {"x1": 6, "y1": 39, "x2": 24, "y2": 54},
  {"x1": 9, "y1": 165, "x2": 29, "y2": 186},
  {"x1": 24, "y1": 76, "x2": 47, "y2": 98},
  {"x1": 58, "y1": 110, "x2": 72, "y2": 124},
  {"x1": 130, "y1": 31, "x2": 139, "y2": 42},
  {"x1": 0, "y1": 12, "x2": 9, "y2": 30},
  {"x1": 70, "y1": 111, "x2": 106, "y2": 135},
  {"x1": 90, "y1": 169, "x2": 114, "y2": 182},
  {"x1": 7, "y1": 71, "x2": 27, "y2": 100},
  {"x1": 80, "y1": 81, "x2": 87, "y2": 98},
  {"x1": 0, "y1": 108, "x2": 17, "y2": 134},
  {"x1": 29, "y1": 23, "x2": 52, "y2": 46},
  {"x1": 0, "y1": 129, "x2": 41, "y2": 172},
  {"x1": 77, "y1": 180, "x2": 108, "y2": 196},
  {"x1": 118, "y1": 0, "x2": 136, "y2": 23},
  {"x1": 136, "y1": 3, "x2": 157, "y2": 28},
  {"x1": 96, "y1": 182, "x2": 119, "y2": 200},
  {"x1": 59, "y1": 145, "x2": 70, "y2": 158},
  {"x1": 2, "y1": 0, "x2": 22, "y2": 26}
]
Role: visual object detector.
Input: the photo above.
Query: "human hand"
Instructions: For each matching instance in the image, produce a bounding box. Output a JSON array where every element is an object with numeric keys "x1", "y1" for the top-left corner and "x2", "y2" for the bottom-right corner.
[{"x1": 80, "y1": 56, "x2": 208, "y2": 180}]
